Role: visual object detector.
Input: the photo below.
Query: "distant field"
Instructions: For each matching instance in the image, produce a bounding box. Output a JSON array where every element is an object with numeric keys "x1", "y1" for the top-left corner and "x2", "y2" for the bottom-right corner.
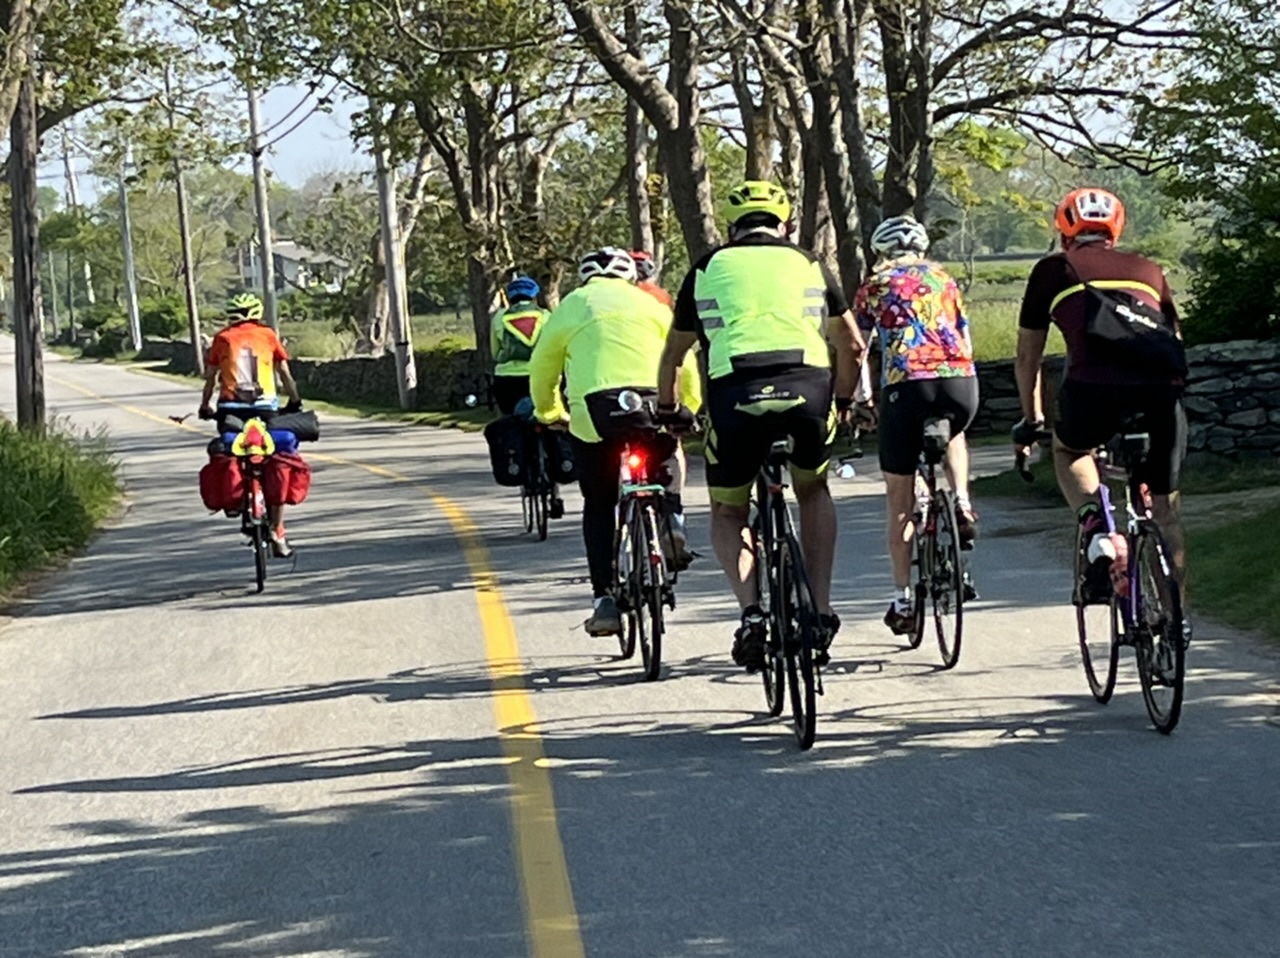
[{"x1": 280, "y1": 311, "x2": 476, "y2": 359}]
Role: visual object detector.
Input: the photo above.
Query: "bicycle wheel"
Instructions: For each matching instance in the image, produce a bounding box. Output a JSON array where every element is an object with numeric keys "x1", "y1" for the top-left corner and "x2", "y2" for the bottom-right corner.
[
  {"x1": 754, "y1": 503, "x2": 785, "y2": 717},
  {"x1": 780, "y1": 535, "x2": 818, "y2": 750},
  {"x1": 534, "y1": 483, "x2": 549, "y2": 541},
  {"x1": 639, "y1": 503, "x2": 666, "y2": 682},
  {"x1": 1075, "y1": 520, "x2": 1119, "y2": 703},
  {"x1": 252, "y1": 524, "x2": 268, "y2": 593},
  {"x1": 522, "y1": 485, "x2": 534, "y2": 534},
  {"x1": 907, "y1": 522, "x2": 926, "y2": 650},
  {"x1": 1133, "y1": 527, "x2": 1186, "y2": 734},
  {"x1": 930, "y1": 490, "x2": 964, "y2": 670},
  {"x1": 613, "y1": 503, "x2": 636, "y2": 659}
]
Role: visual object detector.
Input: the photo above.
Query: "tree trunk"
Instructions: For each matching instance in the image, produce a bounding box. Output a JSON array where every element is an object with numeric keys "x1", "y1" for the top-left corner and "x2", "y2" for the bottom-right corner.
[
  {"x1": 9, "y1": 71, "x2": 44, "y2": 431},
  {"x1": 874, "y1": 0, "x2": 929, "y2": 217},
  {"x1": 565, "y1": 0, "x2": 720, "y2": 261},
  {"x1": 798, "y1": 0, "x2": 864, "y2": 296},
  {"x1": 624, "y1": 3, "x2": 654, "y2": 254},
  {"x1": 828, "y1": 0, "x2": 883, "y2": 250},
  {"x1": 362, "y1": 230, "x2": 390, "y2": 353}
]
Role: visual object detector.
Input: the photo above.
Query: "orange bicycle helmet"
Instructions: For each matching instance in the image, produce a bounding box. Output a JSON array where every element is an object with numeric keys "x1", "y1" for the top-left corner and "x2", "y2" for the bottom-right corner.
[{"x1": 1055, "y1": 188, "x2": 1125, "y2": 242}]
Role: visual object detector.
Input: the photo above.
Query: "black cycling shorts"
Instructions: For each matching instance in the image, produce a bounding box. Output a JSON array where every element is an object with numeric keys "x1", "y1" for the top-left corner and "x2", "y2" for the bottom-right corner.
[
  {"x1": 1054, "y1": 381, "x2": 1186, "y2": 495},
  {"x1": 878, "y1": 377, "x2": 979, "y2": 476},
  {"x1": 704, "y1": 367, "x2": 834, "y2": 505}
]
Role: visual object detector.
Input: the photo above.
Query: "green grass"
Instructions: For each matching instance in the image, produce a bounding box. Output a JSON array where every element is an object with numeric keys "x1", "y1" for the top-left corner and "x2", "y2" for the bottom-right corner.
[
  {"x1": 0, "y1": 419, "x2": 120, "y2": 594},
  {"x1": 976, "y1": 454, "x2": 1280, "y2": 501},
  {"x1": 279, "y1": 311, "x2": 476, "y2": 359},
  {"x1": 1188, "y1": 502, "x2": 1280, "y2": 639}
]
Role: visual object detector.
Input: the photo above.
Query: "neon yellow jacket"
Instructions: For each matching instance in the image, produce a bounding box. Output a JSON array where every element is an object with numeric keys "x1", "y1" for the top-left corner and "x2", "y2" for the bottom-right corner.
[
  {"x1": 490, "y1": 303, "x2": 550, "y2": 377},
  {"x1": 529, "y1": 278, "x2": 702, "y2": 443}
]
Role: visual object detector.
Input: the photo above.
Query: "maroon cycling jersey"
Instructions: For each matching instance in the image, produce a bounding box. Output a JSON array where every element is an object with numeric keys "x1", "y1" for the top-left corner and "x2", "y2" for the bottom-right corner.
[{"x1": 1019, "y1": 244, "x2": 1182, "y2": 386}]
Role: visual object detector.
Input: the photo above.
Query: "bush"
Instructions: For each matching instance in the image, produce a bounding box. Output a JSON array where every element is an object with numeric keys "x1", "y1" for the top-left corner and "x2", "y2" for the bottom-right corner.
[
  {"x1": 79, "y1": 303, "x2": 125, "y2": 332},
  {"x1": 1182, "y1": 177, "x2": 1280, "y2": 345},
  {"x1": 0, "y1": 419, "x2": 119, "y2": 591},
  {"x1": 139, "y1": 296, "x2": 187, "y2": 339}
]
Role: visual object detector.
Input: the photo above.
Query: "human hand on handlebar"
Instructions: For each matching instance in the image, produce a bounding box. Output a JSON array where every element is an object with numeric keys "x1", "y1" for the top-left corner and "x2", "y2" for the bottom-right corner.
[
  {"x1": 282, "y1": 399, "x2": 303, "y2": 414},
  {"x1": 198, "y1": 405, "x2": 215, "y2": 421},
  {"x1": 655, "y1": 403, "x2": 698, "y2": 434},
  {"x1": 1011, "y1": 418, "x2": 1052, "y2": 481}
]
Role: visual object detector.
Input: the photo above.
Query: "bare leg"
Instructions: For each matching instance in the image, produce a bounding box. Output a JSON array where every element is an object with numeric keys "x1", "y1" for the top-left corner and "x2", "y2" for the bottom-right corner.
[
  {"x1": 794, "y1": 475, "x2": 837, "y2": 614},
  {"x1": 884, "y1": 472, "x2": 915, "y2": 590},
  {"x1": 268, "y1": 505, "x2": 285, "y2": 531},
  {"x1": 710, "y1": 500, "x2": 757, "y2": 609},
  {"x1": 1053, "y1": 436, "x2": 1102, "y2": 512},
  {"x1": 943, "y1": 433, "x2": 972, "y2": 503},
  {"x1": 1151, "y1": 492, "x2": 1187, "y2": 593}
]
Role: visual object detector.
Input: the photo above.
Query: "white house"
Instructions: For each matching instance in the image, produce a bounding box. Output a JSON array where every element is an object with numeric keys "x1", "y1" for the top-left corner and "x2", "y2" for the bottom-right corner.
[{"x1": 240, "y1": 239, "x2": 350, "y2": 294}]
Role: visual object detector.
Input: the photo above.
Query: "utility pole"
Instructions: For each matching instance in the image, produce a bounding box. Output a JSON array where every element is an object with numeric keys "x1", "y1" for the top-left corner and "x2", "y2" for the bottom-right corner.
[
  {"x1": 61, "y1": 130, "x2": 95, "y2": 305},
  {"x1": 45, "y1": 250, "x2": 60, "y2": 338},
  {"x1": 166, "y1": 65, "x2": 204, "y2": 374},
  {"x1": 246, "y1": 83, "x2": 278, "y2": 330},
  {"x1": 374, "y1": 124, "x2": 416, "y2": 409},
  {"x1": 117, "y1": 146, "x2": 143, "y2": 352},
  {"x1": 10, "y1": 71, "x2": 45, "y2": 431}
]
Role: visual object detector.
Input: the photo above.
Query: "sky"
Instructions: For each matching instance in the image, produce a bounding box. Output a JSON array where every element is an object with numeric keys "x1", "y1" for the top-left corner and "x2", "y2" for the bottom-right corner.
[{"x1": 41, "y1": 82, "x2": 368, "y2": 207}]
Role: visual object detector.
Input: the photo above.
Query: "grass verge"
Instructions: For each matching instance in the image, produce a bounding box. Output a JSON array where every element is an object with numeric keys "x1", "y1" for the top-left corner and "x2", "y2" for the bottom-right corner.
[
  {"x1": 0, "y1": 419, "x2": 119, "y2": 594},
  {"x1": 1187, "y1": 503, "x2": 1280, "y2": 639}
]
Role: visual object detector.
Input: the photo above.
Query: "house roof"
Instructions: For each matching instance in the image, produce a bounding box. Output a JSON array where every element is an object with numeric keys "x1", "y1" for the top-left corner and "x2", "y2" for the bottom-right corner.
[{"x1": 268, "y1": 240, "x2": 349, "y2": 269}]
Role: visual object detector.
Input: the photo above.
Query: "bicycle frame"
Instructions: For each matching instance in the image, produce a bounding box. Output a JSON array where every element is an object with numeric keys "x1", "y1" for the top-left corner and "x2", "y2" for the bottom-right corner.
[{"x1": 1090, "y1": 433, "x2": 1154, "y2": 635}]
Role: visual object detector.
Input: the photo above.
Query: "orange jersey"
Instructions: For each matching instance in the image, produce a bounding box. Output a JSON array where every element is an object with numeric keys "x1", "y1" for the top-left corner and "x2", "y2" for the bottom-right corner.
[
  {"x1": 637, "y1": 280, "x2": 674, "y2": 309},
  {"x1": 207, "y1": 321, "x2": 289, "y2": 406}
]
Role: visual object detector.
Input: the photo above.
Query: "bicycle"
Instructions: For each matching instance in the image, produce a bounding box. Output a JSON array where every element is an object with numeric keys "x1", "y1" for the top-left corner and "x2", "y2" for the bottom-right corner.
[
  {"x1": 205, "y1": 410, "x2": 277, "y2": 593},
  {"x1": 1017, "y1": 415, "x2": 1186, "y2": 733},
  {"x1": 905, "y1": 417, "x2": 969, "y2": 670},
  {"x1": 751, "y1": 435, "x2": 826, "y2": 750},
  {"x1": 610, "y1": 391, "x2": 683, "y2": 682},
  {"x1": 520, "y1": 422, "x2": 554, "y2": 541}
]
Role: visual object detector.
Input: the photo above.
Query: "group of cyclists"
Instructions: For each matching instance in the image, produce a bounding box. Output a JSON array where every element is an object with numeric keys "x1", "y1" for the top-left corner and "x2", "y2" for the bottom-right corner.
[{"x1": 199, "y1": 179, "x2": 1190, "y2": 662}]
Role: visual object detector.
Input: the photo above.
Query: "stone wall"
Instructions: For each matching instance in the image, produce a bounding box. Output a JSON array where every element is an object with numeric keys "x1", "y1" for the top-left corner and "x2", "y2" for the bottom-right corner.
[
  {"x1": 1182, "y1": 339, "x2": 1280, "y2": 459},
  {"x1": 969, "y1": 338, "x2": 1280, "y2": 459},
  {"x1": 286, "y1": 348, "x2": 490, "y2": 411}
]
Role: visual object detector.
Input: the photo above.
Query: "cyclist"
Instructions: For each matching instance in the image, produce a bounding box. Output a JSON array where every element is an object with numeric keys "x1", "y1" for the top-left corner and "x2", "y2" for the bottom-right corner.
[
  {"x1": 490, "y1": 275, "x2": 550, "y2": 414},
  {"x1": 530, "y1": 247, "x2": 703, "y2": 636},
  {"x1": 657, "y1": 181, "x2": 867, "y2": 672},
  {"x1": 631, "y1": 250, "x2": 673, "y2": 308},
  {"x1": 855, "y1": 215, "x2": 979, "y2": 636},
  {"x1": 489, "y1": 274, "x2": 564, "y2": 517},
  {"x1": 1013, "y1": 188, "x2": 1188, "y2": 623},
  {"x1": 199, "y1": 292, "x2": 303, "y2": 557}
]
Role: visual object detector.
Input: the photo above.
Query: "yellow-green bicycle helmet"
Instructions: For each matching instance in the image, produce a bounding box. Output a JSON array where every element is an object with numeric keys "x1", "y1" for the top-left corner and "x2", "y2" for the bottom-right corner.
[
  {"x1": 227, "y1": 292, "x2": 264, "y2": 321},
  {"x1": 724, "y1": 180, "x2": 792, "y2": 226}
]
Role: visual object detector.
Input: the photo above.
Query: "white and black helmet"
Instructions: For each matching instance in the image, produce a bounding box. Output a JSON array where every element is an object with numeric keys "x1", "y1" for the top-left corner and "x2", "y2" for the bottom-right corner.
[
  {"x1": 578, "y1": 246, "x2": 637, "y2": 283},
  {"x1": 870, "y1": 215, "x2": 930, "y2": 257}
]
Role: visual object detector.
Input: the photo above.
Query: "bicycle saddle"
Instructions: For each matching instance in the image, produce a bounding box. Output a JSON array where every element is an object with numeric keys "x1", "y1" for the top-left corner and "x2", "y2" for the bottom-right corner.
[{"x1": 921, "y1": 417, "x2": 952, "y2": 465}]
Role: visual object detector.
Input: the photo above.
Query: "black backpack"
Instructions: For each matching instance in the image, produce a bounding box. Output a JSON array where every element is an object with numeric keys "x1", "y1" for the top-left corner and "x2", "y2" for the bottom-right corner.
[{"x1": 1066, "y1": 252, "x2": 1188, "y2": 379}]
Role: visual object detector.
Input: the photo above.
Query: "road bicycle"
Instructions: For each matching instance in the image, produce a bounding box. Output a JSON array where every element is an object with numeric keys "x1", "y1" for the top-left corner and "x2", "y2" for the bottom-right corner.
[
  {"x1": 520, "y1": 422, "x2": 555, "y2": 541},
  {"x1": 1018, "y1": 415, "x2": 1186, "y2": 733},
  {"x1": 610, "y1": 391, "x2": 684, "y2": 682},
  {"x1": 751, "y1": 435, "x2": 826, "y2": 750},
  {"x1": 905, "y1": 417, "x2": 970, "y2": 670}
]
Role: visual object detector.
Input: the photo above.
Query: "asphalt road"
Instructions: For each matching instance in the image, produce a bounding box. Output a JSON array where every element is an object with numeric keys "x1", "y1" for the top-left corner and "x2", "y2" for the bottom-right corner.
[{"x1": 2, "y1": 337, "x2": 1277, "y2": 958}]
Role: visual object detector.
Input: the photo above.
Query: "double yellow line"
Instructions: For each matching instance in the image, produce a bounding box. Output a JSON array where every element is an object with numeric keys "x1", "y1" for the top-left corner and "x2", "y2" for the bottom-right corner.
[{"x1": 49, "y1": 373, "x2": 586, "y2": 958}]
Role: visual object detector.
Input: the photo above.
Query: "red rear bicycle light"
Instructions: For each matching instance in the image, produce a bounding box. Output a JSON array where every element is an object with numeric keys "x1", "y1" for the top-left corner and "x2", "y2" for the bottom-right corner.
[{"x1": 627, "y1": 453, "x2": 644, "y2": 470}]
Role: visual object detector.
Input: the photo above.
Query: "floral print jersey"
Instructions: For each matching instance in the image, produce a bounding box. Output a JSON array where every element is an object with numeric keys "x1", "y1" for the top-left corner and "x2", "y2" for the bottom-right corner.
[{"x1": 855, "y1": 261, "x2": 976, "y2": 386}]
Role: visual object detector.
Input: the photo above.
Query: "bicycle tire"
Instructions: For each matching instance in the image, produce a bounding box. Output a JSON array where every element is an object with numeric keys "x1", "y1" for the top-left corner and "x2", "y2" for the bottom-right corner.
[
  {"x1": 908, "y1": 522, "x2": 926, "y2": 650},
  {"x1": 754, "y1": 501, "x2": 785, "y2": 717},
  {"x1": 931, "y1": 490, "x2": 964, "y2": 670},
  {"x1": 1133, "y1": 527, "x2": 1186, "y2": 734},
  {"x1": 1075, "y1": 520, "x2": 1119, "y2": 703},
  {"x1": 534, "y1": 482, "x2": 549, "y2": 541},
  {"x1": 613, "y1": 502, "x2": 636, "y2": 659},
  {"x1": 780, "y1": 536, "x2": 818, "y2": 750},
  {"x1": 252, "y1": 524, "x2": 268, "y2": 593},
  {"x1": 640, "y1": 504, "x2": 665, "y2": 682},
  {"x1": 521, "y1": 484, "x2": 534, "y2": 534}
]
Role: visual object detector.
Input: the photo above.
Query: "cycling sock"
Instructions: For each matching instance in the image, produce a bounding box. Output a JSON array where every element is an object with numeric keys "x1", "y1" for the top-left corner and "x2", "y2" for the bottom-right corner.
[{"x1": 956, "y1": 495, "x2": 973, "y2": 513}]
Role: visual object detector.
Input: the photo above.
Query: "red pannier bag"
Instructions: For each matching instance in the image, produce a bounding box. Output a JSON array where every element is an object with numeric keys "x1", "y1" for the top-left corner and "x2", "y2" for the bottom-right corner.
[
  {"x1": 264, "y1": 451, "x2": 312, "y2": 506},
  {"x1": 199, "y1": 455, "x2": 243, "y2": 512}
]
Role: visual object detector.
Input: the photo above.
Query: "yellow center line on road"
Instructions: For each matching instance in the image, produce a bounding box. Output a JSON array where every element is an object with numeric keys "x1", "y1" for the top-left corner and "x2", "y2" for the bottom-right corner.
[{"x1": 47, "y1": 373, "x2": 587, "y2": 958}]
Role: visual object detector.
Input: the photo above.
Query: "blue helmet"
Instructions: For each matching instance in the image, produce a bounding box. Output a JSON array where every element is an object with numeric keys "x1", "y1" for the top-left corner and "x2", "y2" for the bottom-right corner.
[{"x1": 506, "y1": 275, "x2": 541, "y2": 303}]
